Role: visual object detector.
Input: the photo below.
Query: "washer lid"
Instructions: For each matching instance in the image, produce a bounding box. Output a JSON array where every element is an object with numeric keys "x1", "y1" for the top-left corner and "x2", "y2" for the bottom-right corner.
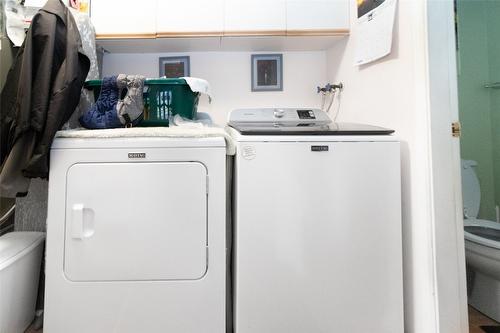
[
  {"x1": 228, "y1": 108, "x2": 394, "y2": 135},
  {"x1": 228, "y1": 121, "x2": 394, "y2": 135},
  {"x1": 0, "y1": 232, "x2": 45, "y2": 267}
]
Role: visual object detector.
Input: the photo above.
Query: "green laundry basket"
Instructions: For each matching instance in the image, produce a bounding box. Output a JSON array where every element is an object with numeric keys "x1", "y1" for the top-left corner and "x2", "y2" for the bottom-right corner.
[{"x1": 84, "y1": 78, "x2": 200, "y2": 127}]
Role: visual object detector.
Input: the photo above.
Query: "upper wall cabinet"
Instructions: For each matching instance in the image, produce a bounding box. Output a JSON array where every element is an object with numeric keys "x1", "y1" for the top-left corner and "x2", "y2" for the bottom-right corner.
[
  {"x1": 92, "y1": 0, "x2": 350, "y2": 48},
  {"x1": 286, "y1": 0, "x2": 349, "y2": 34},
  {"x1": 224, "y1": 0, "x2": 286, "y2": 35},
  {"x1": 91, "y1": 0, "x2": 157, "y2": 37},
  {"x1": 156, "y1": 0, "x2": 224, "y2": 37}
]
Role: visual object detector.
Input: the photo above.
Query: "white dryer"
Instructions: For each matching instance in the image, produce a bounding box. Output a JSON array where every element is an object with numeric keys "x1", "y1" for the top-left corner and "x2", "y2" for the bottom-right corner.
[
  {"x1": 44, "y1": 136, "x2": 226, "y2": 333},
  {"x1": 228, "y1": 108, "x2": 403, "y2": 333}
]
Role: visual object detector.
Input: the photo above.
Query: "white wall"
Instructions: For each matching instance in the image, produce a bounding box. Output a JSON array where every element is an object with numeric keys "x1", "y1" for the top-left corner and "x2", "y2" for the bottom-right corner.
[
  {"x1": 102, "y1": 51, "x2": 328, "y2": 125},
  {"x1": 326, "y1": 0, "x2": 454, "y2": 332}
]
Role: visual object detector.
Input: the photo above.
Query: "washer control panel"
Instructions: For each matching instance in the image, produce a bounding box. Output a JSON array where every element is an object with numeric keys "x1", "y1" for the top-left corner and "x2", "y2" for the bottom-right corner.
[
  {"x1": 229, "y1": 108, "x2": 329, "y2": 124},
  {"x1": 274, "y1": 109, "x2": 285, "y2": 118},
  {"x1": 228, "y1": 108, "x2": 395, "y2": 135},
  {"x1": 297, "y1": 110, "x2": 316, "y2": 119}
]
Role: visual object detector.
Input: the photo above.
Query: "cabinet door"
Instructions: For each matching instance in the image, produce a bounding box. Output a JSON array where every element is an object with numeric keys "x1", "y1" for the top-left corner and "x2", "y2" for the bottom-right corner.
[
  {"x1": 157, "y1": 0, "x2": 224, "y2": 36},
  {"x1": 90, "y1": 0, "x2": 156, "y2": 37},
  {"x1": 224, "y1": 0, "x2": 286, "y2": 35},
  {"x1": 64, "y1": 162, "x2": 208, "y2": 282},
  {"x1": 286, "y1": 0, "x2": 349, "y2": 33}
]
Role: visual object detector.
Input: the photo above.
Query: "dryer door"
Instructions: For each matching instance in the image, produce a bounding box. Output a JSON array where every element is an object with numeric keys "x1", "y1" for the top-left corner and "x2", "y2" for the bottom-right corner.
[{"x1": 64, "y1": 162, "x2": 208, "y2": 282}]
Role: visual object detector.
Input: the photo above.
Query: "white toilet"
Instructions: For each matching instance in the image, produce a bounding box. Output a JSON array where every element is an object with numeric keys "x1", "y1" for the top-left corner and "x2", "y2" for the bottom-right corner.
[
  {"x1": 0, "y1": 232, "x2": 45, "y2": 333},
  {"x1": 462, "y1": 159, "x2": 500, "y2": 321}
]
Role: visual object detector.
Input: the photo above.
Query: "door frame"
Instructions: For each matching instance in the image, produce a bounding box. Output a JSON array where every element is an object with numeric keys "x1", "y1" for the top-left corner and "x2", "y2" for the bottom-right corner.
[{"x1": 426, "y1": 0, "x2": 468, "y2": 332}]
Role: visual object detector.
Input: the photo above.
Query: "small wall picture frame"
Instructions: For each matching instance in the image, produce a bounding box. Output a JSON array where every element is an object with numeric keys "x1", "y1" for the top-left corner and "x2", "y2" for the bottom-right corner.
[
  {"x1": 251, "y1": 54, "x2": 283, "y2": 91},
  {"x1": 159, "y1": 56, "x2": 190, "y2": 78}
]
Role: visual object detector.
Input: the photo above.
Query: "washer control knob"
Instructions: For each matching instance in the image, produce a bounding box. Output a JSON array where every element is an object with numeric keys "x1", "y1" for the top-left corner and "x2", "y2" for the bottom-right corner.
[{"x1": 274, "y1": 109, "x2": 285, "y2": 118}]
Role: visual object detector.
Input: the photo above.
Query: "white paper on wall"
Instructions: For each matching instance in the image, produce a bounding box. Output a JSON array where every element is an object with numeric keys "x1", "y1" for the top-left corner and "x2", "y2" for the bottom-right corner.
[{"x1": 354, "y1": 0, "x2": 397, "y2": 66}]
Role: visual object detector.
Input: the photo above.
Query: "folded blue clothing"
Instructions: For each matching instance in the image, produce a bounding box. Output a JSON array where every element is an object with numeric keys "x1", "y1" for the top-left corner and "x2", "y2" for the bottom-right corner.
[
  {"x1": 80, "y1": 75, "x2": 122, "y2": 129},
  {"x1": 80, "y1": 106, "x2": 123, "y2": 129}
]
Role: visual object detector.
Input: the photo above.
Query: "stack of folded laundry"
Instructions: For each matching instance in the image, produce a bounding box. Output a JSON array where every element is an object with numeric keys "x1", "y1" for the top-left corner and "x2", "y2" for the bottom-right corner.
[{"x1": 80, "y1": 74, "x2": 145, "y2": 129}]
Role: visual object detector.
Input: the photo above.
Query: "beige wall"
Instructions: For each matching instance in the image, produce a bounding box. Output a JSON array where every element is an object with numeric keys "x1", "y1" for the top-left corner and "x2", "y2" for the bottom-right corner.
[{"x1": 102, "y1": 51, "x2": 328, "y2": 125}]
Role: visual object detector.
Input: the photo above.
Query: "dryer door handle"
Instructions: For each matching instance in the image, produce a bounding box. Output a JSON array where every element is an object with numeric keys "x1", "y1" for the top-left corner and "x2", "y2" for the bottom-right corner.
[{"x1": 71, "y1": 204, "x2": 95, "y2": 239}]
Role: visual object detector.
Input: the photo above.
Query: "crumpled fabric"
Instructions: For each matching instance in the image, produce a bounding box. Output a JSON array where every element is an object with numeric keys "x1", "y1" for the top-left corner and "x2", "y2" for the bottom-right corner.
[
  {"x1": 61, "y1": 6, "x2": 100, "y2": 129},
  {"x1": 3, "y1": 0, "x2": 38, "y2": 47},
  {"x1": 0, "y1": 0, "x2": 90, "y2": 197},
  {"x1": 116, "y1": 74, "x2": 145, "y2": 126}
]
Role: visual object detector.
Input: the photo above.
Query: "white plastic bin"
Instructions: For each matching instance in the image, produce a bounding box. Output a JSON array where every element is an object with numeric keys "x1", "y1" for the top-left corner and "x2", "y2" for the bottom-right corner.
[{"x1": 0, "y1": 232, "x2": 45, "y2": 333}]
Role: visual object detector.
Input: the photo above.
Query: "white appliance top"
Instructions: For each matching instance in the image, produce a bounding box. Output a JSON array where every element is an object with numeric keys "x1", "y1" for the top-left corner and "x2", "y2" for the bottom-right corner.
[
  {"x1": 226, "y1": 127, "x2": 399, "y2": 143},
  {"x1": 227, "y1": 108, "x2": 394, "y2": 136},
  {"x1": 0, "y1": 232, "x2": 45, "y2": 268},
  {"x1": 51, "y1": 136, "x2": 226, "y2": 150}
]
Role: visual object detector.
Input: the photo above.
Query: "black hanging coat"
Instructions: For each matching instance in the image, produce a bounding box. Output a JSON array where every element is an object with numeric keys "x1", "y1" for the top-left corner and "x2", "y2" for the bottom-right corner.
[{"x1": 0, "y1": 0, "x2": 90, "y2": 197}]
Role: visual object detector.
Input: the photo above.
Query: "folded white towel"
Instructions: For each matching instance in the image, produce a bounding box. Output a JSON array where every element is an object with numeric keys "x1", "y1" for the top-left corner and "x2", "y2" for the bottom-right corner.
[
  {"x1": 55, "y1": 127, "x2": 236, "y2": 155},
  {"x1": 181, "y1": 77, "x2": 213, "y2": 102}
]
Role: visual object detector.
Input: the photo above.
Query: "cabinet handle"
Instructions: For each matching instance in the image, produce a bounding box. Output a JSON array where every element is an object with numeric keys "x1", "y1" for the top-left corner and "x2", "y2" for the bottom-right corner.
[
  {"x1": 71, "y1": 204, "x2": 95, "y2": 239},
  {"x1": 485, "y1": 82, "x2": 500, "y2": 89}
]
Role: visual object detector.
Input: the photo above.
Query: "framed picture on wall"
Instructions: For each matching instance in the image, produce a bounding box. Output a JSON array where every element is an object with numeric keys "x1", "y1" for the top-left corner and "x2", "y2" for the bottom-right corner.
[
  {"x1": 159, "y1": 56, "x2": 190, "y2": 78},
  {"x1": 251, "y1": 54, "x2": 283, "y2": 91}
]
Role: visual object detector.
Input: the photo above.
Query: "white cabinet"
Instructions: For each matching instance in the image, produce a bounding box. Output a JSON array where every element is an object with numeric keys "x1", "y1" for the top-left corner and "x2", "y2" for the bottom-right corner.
[
  {"x1": 286, "y1": 0, "x2": 350, "y2": 33},
  {"x1": 223, "y1": 0, "x2": 349, "y2": 36},
  {"x1": 90, "y1": 0, "x2": 156, "y2": 37},
  {"x1": 91, "y1": 0, "x2": 350, "y2": 44},
  {"x1": 156, "y1": 0, "x2": 224, "y2": 36},
  {"x1": 224, "y1": 0, "x2": 286, "y2": 35}
]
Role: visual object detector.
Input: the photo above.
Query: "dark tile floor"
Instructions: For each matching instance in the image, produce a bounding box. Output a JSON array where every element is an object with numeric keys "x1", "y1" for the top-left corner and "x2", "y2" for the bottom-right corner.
[
  {"x1": 24, "y1": 326, "x2": 40, "y2": 333},
  {"x1": 469, "y1": 305, "x2": 500, "y2": 333}
]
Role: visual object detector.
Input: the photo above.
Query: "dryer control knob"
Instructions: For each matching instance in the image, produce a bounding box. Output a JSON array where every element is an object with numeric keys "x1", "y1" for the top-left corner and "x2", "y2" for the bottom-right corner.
[{"x1": 274, "y1": 109, "x2": 285, "y2": 118}]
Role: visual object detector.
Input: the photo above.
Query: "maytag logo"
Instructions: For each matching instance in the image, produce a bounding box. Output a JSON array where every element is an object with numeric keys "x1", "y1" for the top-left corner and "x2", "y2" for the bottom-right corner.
[
  {"x1": 311, "y1": 145, "x2": 329, "y2": 152},
  {"x1": 128, "y1": 152, "x2": 146, "y2": 159}
]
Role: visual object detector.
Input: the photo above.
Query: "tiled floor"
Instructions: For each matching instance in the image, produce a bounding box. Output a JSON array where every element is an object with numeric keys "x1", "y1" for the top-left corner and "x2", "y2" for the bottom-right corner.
[
  {"x1": 469, "y1": 305, "x2": 500, "y2": 333},
  {"x1": 24, "y1": 325, "x2": 40, "y2": 333}
]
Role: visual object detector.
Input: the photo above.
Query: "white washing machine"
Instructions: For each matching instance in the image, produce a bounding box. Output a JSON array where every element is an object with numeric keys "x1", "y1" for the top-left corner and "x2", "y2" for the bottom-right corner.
[
  {"x1": 228, "y1": 108, "x2": 403, "y2": 333},
  {"x1": 44, "y1": 136, "x2": 226, "y2": 333}
]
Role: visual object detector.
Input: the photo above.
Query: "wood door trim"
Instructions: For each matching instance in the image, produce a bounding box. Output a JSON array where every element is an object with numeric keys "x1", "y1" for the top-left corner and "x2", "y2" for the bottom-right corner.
[
  {"x1": 223, "y1": 30, "x2": 287, "y2": 37},
  {"x1": 96, "y1": 33, "x2": 156, "y2": 39},
  {"x1": 95, "y1": 29, "x2": 350, "y2": 40},
  {"x1": 286, "y1": 29, "x2": 349, "y2": 36},
  {"x1": 156, "y1": 31, "x2": 223, "y2": 38}
]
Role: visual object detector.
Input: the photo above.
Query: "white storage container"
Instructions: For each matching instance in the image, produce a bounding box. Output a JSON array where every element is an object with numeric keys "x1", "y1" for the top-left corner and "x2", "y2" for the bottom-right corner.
[{"x1": 0, "y1": 232, "x2": 45, "y2": 333}]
